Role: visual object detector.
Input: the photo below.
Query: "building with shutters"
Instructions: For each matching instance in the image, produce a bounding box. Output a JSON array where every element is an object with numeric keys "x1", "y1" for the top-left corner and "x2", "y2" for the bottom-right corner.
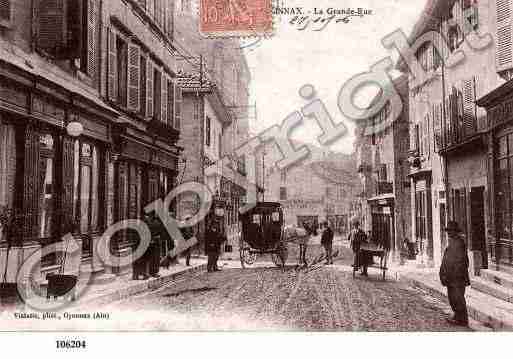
[
  {"x1": 353, "y1": 75, "x2": 411, "y2": 261},
  {"x1": 0, "y1": 0, "x2": 185, "y2": 291},
  {"x1": 173, "y1": 0, "x2": 252, "y2": 256},
  {"x1": 401, "y1": 0, "x2": 509, "y2": 272}
]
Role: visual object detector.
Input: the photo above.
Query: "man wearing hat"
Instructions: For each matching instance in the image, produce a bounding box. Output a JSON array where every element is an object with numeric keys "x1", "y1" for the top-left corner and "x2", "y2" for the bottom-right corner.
[
  {"x1": 439, "y1": 220, "x2": 470, "y2": 327},
  {"x1": 181, "y1": 215, "x2": 195, "y2": 266}
]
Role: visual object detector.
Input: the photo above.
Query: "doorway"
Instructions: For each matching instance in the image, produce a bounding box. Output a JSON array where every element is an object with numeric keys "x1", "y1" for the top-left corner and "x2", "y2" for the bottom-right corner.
[{"x1": 470, "y1": 186, "x2": 488, "y2": 269}]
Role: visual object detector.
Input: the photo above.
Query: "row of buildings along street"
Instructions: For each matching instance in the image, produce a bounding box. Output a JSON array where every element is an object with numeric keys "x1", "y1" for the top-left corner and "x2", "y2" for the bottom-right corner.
[
  {"x1": 0, "y1": 0, "x2": 259, "y2": 288},
  {"x1": 4, "y1": 0, "x2": 513, "y2": 332},
  {"x1": 353, "y1": 0, "x2": 513, "y2": 285}
]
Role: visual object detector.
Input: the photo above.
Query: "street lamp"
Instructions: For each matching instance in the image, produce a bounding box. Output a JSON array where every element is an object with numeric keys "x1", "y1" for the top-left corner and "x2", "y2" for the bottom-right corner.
[{"x1": 66, "y1": 121, "x2": 84, "y2": 138}]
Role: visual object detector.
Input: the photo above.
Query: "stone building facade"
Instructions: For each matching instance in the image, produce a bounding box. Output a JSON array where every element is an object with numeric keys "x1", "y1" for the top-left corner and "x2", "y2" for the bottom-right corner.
[
  {"x1": 354, "y1": 75, "x2": 411, "y2": 260},
  {"x1": 403, "y1": 0, "x2": 506, "y2": 270},
  {"x1": 174, "y1": 0, "x2": 252, "y2": 254},
  {"x1": 263, "y1": 142, "x2": 359, "y2": 235},
  {"x1": 0, "y1": 0, "x2": 185, "y2": 292}
]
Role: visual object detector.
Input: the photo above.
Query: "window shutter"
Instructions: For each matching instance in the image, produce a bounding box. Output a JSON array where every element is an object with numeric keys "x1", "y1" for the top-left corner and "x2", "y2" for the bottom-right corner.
[
  {"x1": 107, "y1": 27, "x2": 118, "y2": 102},
  {"x1": 0, "y1": 0, "x2": 10, "y2": 23},
  {"x1": 86, "y1": 0, "x2": 100, "y2": 78},
  {"x1": 161, "y1": 73, "x2": 168, "y2": 124},
  {"x1": 146, "y1": 59, "x2": 154, "y2": 119},
  {"x1": 496, "y1": 0, "x2": 513, "y2": 72},
  {"x1": 167, "y1": 78, "x2": 175, "y2": 126},
  {"x1": 462, "y1": 77, "x2": 476, "y2": 137},
  {"x1": 166, "y1": 0, "x2": 174, "y2": 38},
  {"x1": 434, "y1": 103, "x2": 442, "y2": 151},
  {"x1": 147, "y1": 0, "x2": 155, "y2": 19},
  {"x1": 127, "y1": 43, "x2": 140, "y2": 112},
  {"x1": 174, "y1": 83, "x2": 182, "y2": 130},
  {"x1": 37, "y1": 0, "x2": 68, "y2": 58}
]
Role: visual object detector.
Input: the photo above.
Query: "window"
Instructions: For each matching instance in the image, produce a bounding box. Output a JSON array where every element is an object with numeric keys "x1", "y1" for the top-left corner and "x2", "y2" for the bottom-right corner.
[
  {"x1": 39, "y1": 133, "x2": 56, "y2": 240},
  {"x1": 36, "y1": 0, "x2": 83, "y2": 60},
  {"x1": 280, "y1": 187, "x2": 287, "y2": 200},
  {"x1": 154, "y1": 68, "x2": 162, "y2": 121},
  {"x1": 378, "y1": 164, "x2": 387, "y2": 182},
  {"x1": 167, "y1": 78, "x2": 174, "y2": 125},
  {"x1": 280, "y1": 170, "x2": 287, "y2": 183},
  {"x1": 73, "y1": 140, "x2": 102, "y2": 257},
  {"x1": 116, "y1": 36, "x2": 128, "y2": 107},
  {"x1": 496, "y1": 134, "x2": 513, "y2": 243},
  {"x1": 218, "y1": 133, "x2": 222, "y2": 157},
  {"x1": 0, "y1": 122, "x2": 15, "y2": 227},
  {"x1": 206, "y1": 116, "x2": 211, "y2": 146},
  {"x1": 140, "y1": 56, "x2": 147, "y2": 116}
]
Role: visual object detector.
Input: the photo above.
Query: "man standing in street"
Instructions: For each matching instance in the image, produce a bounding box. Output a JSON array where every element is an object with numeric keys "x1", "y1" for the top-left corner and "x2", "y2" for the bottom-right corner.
[
  {"x1": 321, "y1": 221, "x2": 334, "y2": 264},
  {"x1": 181, "y1": 215, "x2": 195, "y2": 266},
  {"x1": 439, "y1": 221, "x2": 470, "y2": 327},
  {"x1": 145, "y1": 212, "x2": 164, "y2": 278},
  {"x1": 205, "y1": 224, "x2": 225, "y2": 272},
  {"x1": 349, "y1": 219, "x2": 369, "y2": 276}
]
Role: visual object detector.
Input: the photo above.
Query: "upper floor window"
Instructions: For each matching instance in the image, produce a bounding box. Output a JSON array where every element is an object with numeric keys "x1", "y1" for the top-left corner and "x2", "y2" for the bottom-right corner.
[
  {"x1": 280, "y1": 187, "x2": 287, "y2": 200},
  {"x1": 136, "y1": 0, "x2": 173, "y2": 39},
  {"x1": 281, "y1": 170, "x2": 287, "y2": 183},
  {"x1": 36, "y1": 0, "x2": 100, "y2": 79}
]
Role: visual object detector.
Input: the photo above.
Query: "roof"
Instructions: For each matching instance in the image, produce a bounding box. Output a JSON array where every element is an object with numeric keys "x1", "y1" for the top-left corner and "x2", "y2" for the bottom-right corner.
[
  {"x1": 177, "y1": 71, "x2": 216, "y2": 92},
  {"x1": 476, "y1": 79, "x2": 513, "y2": 108}
]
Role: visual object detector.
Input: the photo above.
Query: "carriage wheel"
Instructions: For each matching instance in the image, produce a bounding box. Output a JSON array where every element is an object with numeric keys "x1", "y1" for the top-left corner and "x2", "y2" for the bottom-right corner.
[{"x1": 240, "y1": 244, "x2": 257, "y2": 268}]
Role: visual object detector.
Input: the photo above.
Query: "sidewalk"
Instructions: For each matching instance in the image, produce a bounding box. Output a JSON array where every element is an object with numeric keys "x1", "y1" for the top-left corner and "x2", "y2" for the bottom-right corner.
[
  {"x1": 390, "y1": 263, "x2": 513, "y2": 331},
  {"x1": 26, "y1": 258, "x2": 208, "y2": 310}
]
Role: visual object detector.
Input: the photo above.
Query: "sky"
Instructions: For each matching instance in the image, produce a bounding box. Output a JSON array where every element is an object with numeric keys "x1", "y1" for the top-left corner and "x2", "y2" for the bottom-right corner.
[{"x1": 244, "y1": 0, "x2": 427, "y2": 154}]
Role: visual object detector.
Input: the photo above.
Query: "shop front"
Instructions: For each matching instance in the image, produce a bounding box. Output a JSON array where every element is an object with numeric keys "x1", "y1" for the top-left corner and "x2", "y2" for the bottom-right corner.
[
  {"x1": 409, "y1": 171, "x2": 434, "y2": 265},
  {"x1": 110, "y1": 123, "x2": 180, "y2": 272},
  {"x1": 0, "y1": 61, "x2": 119, "y2": 292},
  {"x1": 477, "y1": 82, "x2": 513, "y2": 269}
]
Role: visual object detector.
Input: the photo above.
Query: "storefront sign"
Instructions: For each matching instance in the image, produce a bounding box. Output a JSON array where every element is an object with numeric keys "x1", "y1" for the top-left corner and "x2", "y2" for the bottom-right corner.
[
  {"x1": 32, "y1": 96, "x2": 65, "y2": 122},
  {"x1": 281, "y1": 198, "x2": 324, "y2": 210}
]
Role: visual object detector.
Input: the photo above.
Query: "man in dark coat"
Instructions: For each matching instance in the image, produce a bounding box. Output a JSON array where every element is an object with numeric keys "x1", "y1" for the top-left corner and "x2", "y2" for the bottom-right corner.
[
  {"x1": 145, "y1": 212, "x2": 166, "y2": 278},
  {"x1": 321, "y1": 221, "x2": 334, "y2": 264},
  {"x1": 349, "y1": 219, "x2": 369, "y2": 276},
  {"x1": 205, "y1": 224, "x2": 225, "y2": 272},
  {"x1": 440, "y1": 221, "x2": 470, "y2": 327},
  {"x1": 181, "y1": 216, "x2": 195, "y2": 266}
]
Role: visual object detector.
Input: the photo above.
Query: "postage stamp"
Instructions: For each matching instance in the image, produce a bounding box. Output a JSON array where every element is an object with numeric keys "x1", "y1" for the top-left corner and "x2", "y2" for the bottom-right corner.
[{"x1": 199, "y1": 0, "x2": 274, "y2": 38}]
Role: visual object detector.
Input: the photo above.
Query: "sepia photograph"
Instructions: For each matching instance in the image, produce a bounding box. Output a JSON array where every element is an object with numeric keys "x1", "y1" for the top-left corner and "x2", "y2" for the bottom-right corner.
[{"x1": 0, "y1": 0, "x2": 511, "y2": 353}]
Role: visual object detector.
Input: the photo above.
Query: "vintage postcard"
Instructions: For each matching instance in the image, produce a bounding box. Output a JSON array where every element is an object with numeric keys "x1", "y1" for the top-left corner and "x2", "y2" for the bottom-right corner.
[{"x1": 0, "y1": 0, "x2": 510, "y2": 348}]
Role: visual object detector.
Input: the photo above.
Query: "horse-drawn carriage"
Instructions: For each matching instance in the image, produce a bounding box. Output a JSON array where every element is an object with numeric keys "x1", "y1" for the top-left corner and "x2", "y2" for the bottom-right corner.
[{"x1": 238, "y1": 202, "x2": 289, "y2": 268}]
